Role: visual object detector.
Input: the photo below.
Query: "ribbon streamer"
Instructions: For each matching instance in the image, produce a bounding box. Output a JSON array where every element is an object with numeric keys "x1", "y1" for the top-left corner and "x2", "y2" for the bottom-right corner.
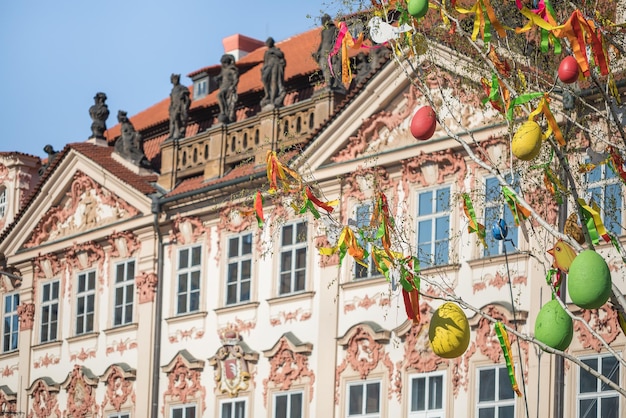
[
  {"x1": 266, "y1": 150, "x2": 302, "y2": 194},
  {"x1": 528, "y1": 95, "x2": 565, "y2": 146},
  {"x1": 254, "y1": 191, "x2": 264, "y2": 228},
  {"x1": 502, "y1": 187, "x2": 531, "y2": 226},
  {"x1": 319, "y1": 226, "x2": 368, "y2": 267},
  {"x1": 462, "y1": 193, "x2": 487, "y2": 247},
  {"x1": 577, "y1": 198, "x2": 611, "y2": 244},
  {"x1": 495, "y1": 322, "x2": 523, "y2": 397},
  {"x1": 328, "y1": 21, "x2": 364, "y2": 86}
]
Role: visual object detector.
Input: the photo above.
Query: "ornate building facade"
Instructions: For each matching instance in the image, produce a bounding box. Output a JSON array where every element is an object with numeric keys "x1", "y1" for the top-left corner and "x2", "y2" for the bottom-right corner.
[{"x1": 0, "y1": 12, "x2": 625, "y2": 418}]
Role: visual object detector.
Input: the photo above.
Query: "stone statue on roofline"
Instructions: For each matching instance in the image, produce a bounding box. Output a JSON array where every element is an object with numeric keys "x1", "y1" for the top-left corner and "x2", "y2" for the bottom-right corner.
[
  {"x1": 38, "y1": 144, "x2": 59, "y2": 176},
  {"x1": 216, "y1": 54, "x2": 239, "y2": 124},
  {"x1": 261, "y1": 37, "x2": 286, "y2": 110},
  {"x1": 168, "y1": 74, "x2": 191, "y2": 140},
  {"x1": 313, "y1": 14, "x2": 346, "y2": 94},
  {"x1": 89, "y1": 92, "x2": 110, "y2": 139},
  {"x1": 114, "y1": 110, "x2": 151, "y2": 169}
]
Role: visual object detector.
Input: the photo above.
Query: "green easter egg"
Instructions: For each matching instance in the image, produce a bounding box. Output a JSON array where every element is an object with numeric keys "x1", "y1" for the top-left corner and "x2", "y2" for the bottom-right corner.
[
  {"x1": 568, "y1": 250, "x2": 612, "y2": 309},
  {"x1": 534, "y1": 299, "x2": 573, "y2": 351},
  {"x1": 408, "y1": 0, "x2": 430, "y2": 19}
]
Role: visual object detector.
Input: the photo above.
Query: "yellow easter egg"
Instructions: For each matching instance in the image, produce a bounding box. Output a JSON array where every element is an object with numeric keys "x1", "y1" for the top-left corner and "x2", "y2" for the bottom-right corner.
[
  {"x1": 429, "y1": 302, "x2": 470, "y2": 358},
  {"x1": 512, "y1": 121, "x2": 542, "y2": 161}
]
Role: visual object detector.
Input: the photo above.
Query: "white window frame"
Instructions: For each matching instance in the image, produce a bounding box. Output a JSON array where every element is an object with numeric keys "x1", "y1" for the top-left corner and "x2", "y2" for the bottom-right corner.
[
  {"x1": 225, "y1": 233, "x2": 252, "y2": 306},
  {"x1": 76, "y1": 269, "x2": 96, "y2": 335},
  {"x1": 577, "y1": 354, "x2": 621, "y2": 418},
  {"x1": 416, "y1": 186, "x2": 451, "y2": 268},
  {"x1": 108, "y1": 413, "x2": 130, "y2": 418},
  {"x1": 408, "y1": 370, "x2": 446, "y2": 418},
  {"x1": 476, "y1": 365, "x2": 516, "y2": 418},
  {"x1": 40, "y1": 280, "x2": 60, "y2": 343},
  {"x1": 279, "y1": 221, "x2": 307, "y2": 295},
  {"x1": 193, "y1": 78, "x2": 208, "y2": 99},
  {"x1": 2, "y1": 292, "x2": 19, "y2": 353},
  {"x1": 483, "y1": 175, "x2": 519, "y2": 257},
  {"x1": 171, "y1": 403, "x2": 196, "y2": 418},
  {"x1": 219, "y1": 397, "x2": 247, "y2": 418},
  {"x1": 352, "y1": 203, "x2": 381, "y2": 280},
  {"x1": 586, "y1": 162, "x2": 623, "y2": 237},
  {"x1": 346, "y1": 379, "x2": 381, "y2": 417},
  {"x1": 113, "y1": 259, "x2": 135, "y2": 327},
  {"x1": 176, "y1": 245, "x2": 202, "y2": 315},
  {"x1": 273, "y1": 390, "x2": 303, "y2": 418},
  {"x1": 0, "y1": 187, "x2": 7, "y2": 218}
]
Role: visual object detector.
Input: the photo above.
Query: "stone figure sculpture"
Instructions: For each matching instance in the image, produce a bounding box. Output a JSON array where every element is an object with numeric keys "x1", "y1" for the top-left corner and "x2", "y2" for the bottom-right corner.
[
  {"x1": 168, "y1": 74, "x2": 191, "y2": 139},
  {"x1": 38, "y1": 145, "x2": 59, "y2": 175},
  {"x1": 313, "y1": 14, "x2": 346, "y2": 94},
  {"x1": 216, "y1": 54, "x2": 239, "y2": 123},
  {"x1": 114, "y1": 110, "x2": 151, "y2": 168},
  {"x1": 261, "y1": 37, "x2": 286, "y2": 109},
  {"x1": 89, "y1": 92, "x2": 110, "y2": 139}
]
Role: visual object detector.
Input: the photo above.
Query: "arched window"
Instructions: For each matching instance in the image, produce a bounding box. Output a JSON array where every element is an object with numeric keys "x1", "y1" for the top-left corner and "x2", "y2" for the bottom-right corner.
[{"x1": 0, "y1": 188, "x2": 7, "y2": 219}]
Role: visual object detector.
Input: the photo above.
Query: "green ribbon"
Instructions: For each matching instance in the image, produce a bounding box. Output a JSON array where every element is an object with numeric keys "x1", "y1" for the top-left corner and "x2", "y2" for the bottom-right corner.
[
  {"x1": 495, "y1": 322, "x2": 522, "y2": 397},
  {"x1": 506, "y1": 92, "x2": 543, "y2": 121}
]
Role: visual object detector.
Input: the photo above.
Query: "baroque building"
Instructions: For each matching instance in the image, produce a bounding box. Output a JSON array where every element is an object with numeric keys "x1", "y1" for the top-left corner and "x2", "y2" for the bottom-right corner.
[{"x1": 1, "y1": 9, "x2": 625, "y2": 418}]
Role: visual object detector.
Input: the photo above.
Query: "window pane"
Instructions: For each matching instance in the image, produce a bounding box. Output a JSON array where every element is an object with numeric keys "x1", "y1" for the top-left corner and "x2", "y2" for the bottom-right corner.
[
  {"x1": 291, "y1": 393, "x2": 302, "y2": 418},
  {"x1": 275, "y1": 394, "x2": 287, "y2": 418},
  {"x1": 229, "y1": 238, "x2": 239, "y2": 257},
  {"x1": 436, "y1": 187, "x2": 450, "y2": 211},
  {"x1": 419, "y1": 191, "x2": 433, "y2": 216},
  {"x1": 235, "y1": 401, "x2": 245, "y2": 418},
  {"x1": 411, "y1": 377, "x2": 426, "y2": 411},
  {"x1": 580, "y1": 359, "x2": 598, "y2": 393},
  {"x1": 281, "y1": 251, "x2": 292, "y2": 273},
  {"x1": 601, "y1": 396, "x2": 619, "y2": 418},
  {"x1": 498, "y1": 366, "x2": 515, "y2": 400},
  {"x1": 280, "y1": 273, "x2": 291, "y2": 295},
  {"x1": 479, "y1": 369, "x2": 495, "y2": 402},
  {"x1": 228, "y1": 264, "x2": 238, "y2": 283},
  {"x1": 418, "y1": 220, "x2": 432, "y2": 244},
  {"x1": 242, "y1": 233, "x2": 252, "y2": 254},
  {"x1": 478, "y1": 408, "x2": 495, "y2": 418},
  {"x1": 282, "y1": 224, "x2": 293, "y2": 246},
  {"x1": 498, "y1": 405, "x2": 515, "y2": 418},
  {"x1": 296, "y1": 222, "x2": 307, "y2": 242},
  {"x1": 601, "y1": 355, "x2": 619, "y2": 389},
  {"x1": 429, "y1": 375, "x2": 443, "y2": 409},
  {"x1": 349, "y1": 385, "x2": 363, "y2": 415},
  {"x1": 296, "y1": 248, "x2": 306, "y2": 269},
  {"x1": 191, "y1": 246, "x2": 201, "y2": 266},
  {"x1": 579, "y1": 399, "x2": 597, "y2": 418},
  {"x1": 221, "y1": 402, "x2": 232, "y2": 418},
  {"x1": 365, "y1": 382, "x2": 380, "y2": 413},
  {"x1": 240, "y1": 280, "x2": 250, "y2": 302},
  {"x1": 173, "y1": 408, "x2": 183, "y2": 418}
]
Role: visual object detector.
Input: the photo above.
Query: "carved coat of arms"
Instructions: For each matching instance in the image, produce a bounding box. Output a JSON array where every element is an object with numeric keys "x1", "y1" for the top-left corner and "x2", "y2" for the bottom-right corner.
[{"x1": 210, "y1": 330, "x2": 253, "y2": 397}]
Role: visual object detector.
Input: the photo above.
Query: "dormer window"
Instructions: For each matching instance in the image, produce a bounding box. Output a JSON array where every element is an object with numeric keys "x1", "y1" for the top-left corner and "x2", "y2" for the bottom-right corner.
[
  {"x1": 0, "y1": 188, "x2": 7, "y2": 218},
  {"x1": 194, "y1": 78, "x2": 208, "y2": 99}
]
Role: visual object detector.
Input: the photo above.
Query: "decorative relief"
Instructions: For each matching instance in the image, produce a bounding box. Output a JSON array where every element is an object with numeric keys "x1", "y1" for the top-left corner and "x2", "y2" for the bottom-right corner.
[
  {"x1": 574, "y1": 307, "x2": 621, "y2": 352},
  {"x1": 473, "y1": 272, "x2": 527, "y2": 293},
  {"x1": 69, "y1": 347, "x2": 97, "y2": 362},
  {"x1": 217, "y1": 318, "x2": 256, "y2": 337},
  {"x1": 262, "y1": 337, "x2": 315, "y2": 407},
  {"x1": 100, "y1": 364, "x2": 136, "y2": 413},
  {"x1": 33, "y1": 253, "x2": 62, "y2": 302},
  {"x1": 25, "y1": 171, "x2": 139, "y2": 248},
  {"x1": 269, "y1": 309, "x2": 312, "y2": 326},
  {"x1": 18, "y1": 302, "x2": 35, "y2": 330},
  {"x1": 335, "y1": 324, "x2": 394, "y2": 404},
  {"x1": 27, "y1": 379, "x2": 61, "y2": 418},
  {"x1": 343, "y1": 293, "x2": 390, "y2": 314},
  {"x1": 0, "y1": 387, "x2": 17, "y2": 415},
  {"x1": 107, "y1": 230, "x2": 141, "y2": 258},
  {"x1": 105, "y1": 338, "x2": 138, "y2": 356},
  {"x1": 1, "y1": 363, "x2": 18, "y2": 377},
  {"x1": 168, "y1": 215, "x2": 207, "y2": 246},
  {"x1": 209, "y1": 330, "x2": 258, "y2": 397},
  {"x1": 314, "y1": 235, "x2": 340, "y2": 266},
  {"x1": 135, "y1": 272, "x2": 158, "y2": 303},
  {"x1": 341, "y1": 166, "x2": 399, "y2": 224},
  {"x1": 0, "y1": 163, "x2": 10, "y2": 183},
  {"x1": 34, "y1": 353, "x2": 60, "y2": 369},
  {"x1": 61, "y1": 365, "x2": 98, "y2": 418},
  {"x1": 162, "y1": 352, "x2": 206, "y2": 416},
  {"x1": 451, "y1": 342, "x2": 477, "y2": 396},
  {"x1": 65, "y1": 241, "x2": 106, "y2": 292},
  {"x1": 168, "y1": 327, "x2": 205, "y2": 343},
  {"x1": 401, "y1": 149, "x2": 467, "y2": 194}
]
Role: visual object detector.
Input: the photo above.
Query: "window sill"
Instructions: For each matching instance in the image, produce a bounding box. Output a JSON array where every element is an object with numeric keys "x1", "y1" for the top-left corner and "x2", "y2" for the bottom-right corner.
[
  {"x1": 165, "y1": 311, "x2": 208, "y2": 325},
  {"x1": 341, "y1": 275, "x2": 387, "y2": 290},
  {"x1": 67, "y1": 331, "x2": 99, "y2": 344},
  {"x1": 103, "y1": 323, "x2": 139, "y2": 336},
  {"x1": 467, "y1": 252, "x2": 529, "y2": 268},
  {"x1": 266, "y1": 291, "x2": 315, "y2": 306},
  {"x1": 214, "y1": 302, "x2": 260, "y2": 315},
  {"x1": 32, "y1": 340, "x2": 63, "y2": 351},
  {"x1": 0, "y1": 349, "x2": 19, "y2": 360}
]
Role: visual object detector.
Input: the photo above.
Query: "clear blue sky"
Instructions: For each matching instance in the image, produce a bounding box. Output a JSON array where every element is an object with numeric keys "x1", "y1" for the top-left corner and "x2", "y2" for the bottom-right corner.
[{"x1": 0, "y1": 0, "x2": 348, "y2": 158}]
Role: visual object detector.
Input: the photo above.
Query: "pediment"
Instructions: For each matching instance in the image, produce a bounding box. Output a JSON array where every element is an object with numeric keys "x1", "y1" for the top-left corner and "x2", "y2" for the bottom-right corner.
[
  {"x1": 23, "y1": 170, "x2": 141, "y2": 248},
  {"x1": 297, "y1": 53, "x2": 504, "y2": 174}
]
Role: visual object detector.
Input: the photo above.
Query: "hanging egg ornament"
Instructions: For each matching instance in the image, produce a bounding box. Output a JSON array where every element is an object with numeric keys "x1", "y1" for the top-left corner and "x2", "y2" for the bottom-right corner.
[
  {"x1": 568, "y1": 250, "x2": 612, "y2": 309},
  {"x1": 492, "y1": 219, "x2": 508, "y2": 241},
  {"x1": 512, "y1": 121, "x2": 542, "y2": 161},
  {"x1": 410, "y1": 106, "x2": 437, "y2": 140},
  {"x1": 558, "y1": 56, "x2": 580, "y2": 84},
  {"x1": 408, "y1": 0, "x2": 430, "y2": 19},
  {"x1": 429, "y1": 302, "x2": 470, "y2": 358},
  {"x1": 534, "y1": 299, "x2": 573, "y2": 351}
]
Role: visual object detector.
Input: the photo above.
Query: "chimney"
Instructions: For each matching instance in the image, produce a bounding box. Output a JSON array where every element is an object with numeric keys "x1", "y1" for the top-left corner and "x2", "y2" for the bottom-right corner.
[{"x1": 222, "y1": 34, "x2": 265, "y2": 60}]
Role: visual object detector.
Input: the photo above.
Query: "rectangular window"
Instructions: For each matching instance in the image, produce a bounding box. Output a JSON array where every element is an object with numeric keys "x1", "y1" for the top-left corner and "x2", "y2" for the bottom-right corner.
[
  {"x1": 220, "y1": 398, "x2": 246, "y2": 418},
  {"x1": 113, "y1": 260, "x2": 135, "y2": 326},
  {"x1": 353, "y1": 204, "x2": 381, "y2": 279},
  {"x1": 274, "y1": 391, "x2": 303, "y2": 418},
  {"x1": 226, "y1": 233, "x2": 252, "y2": 305},
  {"x1": 587, "y1": 163, "x2": 622, "y2": 237},
  {"x1": 177, "y1": 246, "x2": 201, "y2": 315},
  {"x1": 108, "y1": 413, "x2": 130, "y2": 418},
  {"x1": 171, "y1": 404, "x2": 196, "y2": 418},
  {"x1": 2, "y1": 293, "x2": 19, "y2": 352},
  {"x1": 484, "y1": 176, "x2": 519, "y2": 257},
  {"x1": 76, "y1": 270, "x2": 96, "y2": 335},
  {"x1": 409, "y1": 371, "x2": 446, "y2": 417},
  {"x1": 417, "y1": 187, "x2": 450, "y2": 268},
  {"x1": 193, "y1": 78, "x2": 208, "y2": 99},
  {"x1": 40, "y1": 280, "x2": 60, "y2": 343},
  {"x1": 577, "y1": 354, "x2": 621, "y2": 418},
  {"x1": 476, "y1": 366, "x2": 515, "y2": 418},
  {"x1": 0, "y1": 188, "x2": 6, "y2": 218},
  {"x1": 347, "y1": 380, "x2": 380, "y2": 417},
  {"x1": 279, "y1": 222, "x2": 307, "y2": 295}
]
